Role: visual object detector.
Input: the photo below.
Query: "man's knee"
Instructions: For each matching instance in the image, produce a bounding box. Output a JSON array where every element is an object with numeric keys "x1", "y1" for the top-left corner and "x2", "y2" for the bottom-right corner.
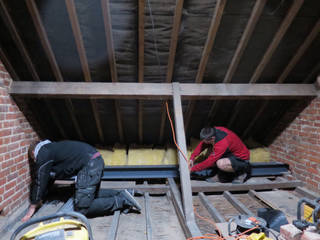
[{"x1": 216, "y1": 158, "x2": 234, "y2": 172}]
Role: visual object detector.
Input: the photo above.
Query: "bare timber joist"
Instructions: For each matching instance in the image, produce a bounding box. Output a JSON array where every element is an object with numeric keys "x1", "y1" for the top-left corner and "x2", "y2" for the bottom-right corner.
[{"x1": 10, "y1": 82, "x2": 318, "y2": 99}]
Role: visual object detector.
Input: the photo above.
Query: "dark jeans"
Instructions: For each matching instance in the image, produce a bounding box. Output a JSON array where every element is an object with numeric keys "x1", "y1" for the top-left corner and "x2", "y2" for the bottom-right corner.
[{"x1": 74, "y1": 156, "x2": 128, "y2": 216}]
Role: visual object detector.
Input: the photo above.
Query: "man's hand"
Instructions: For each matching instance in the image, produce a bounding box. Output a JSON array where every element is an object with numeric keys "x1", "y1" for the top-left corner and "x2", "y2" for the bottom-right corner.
[
  {"x1": 21, "y1": 204, "x2": 37, "y2": 222},
  {"x1": 189, "y1": 158, "x2": 194, "y2": 168}
]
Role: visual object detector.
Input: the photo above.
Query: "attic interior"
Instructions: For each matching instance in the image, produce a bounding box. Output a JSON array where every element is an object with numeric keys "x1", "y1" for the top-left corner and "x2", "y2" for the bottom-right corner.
[{"x1": 0, "y1": 0, "x2": 319, "y2": 239}]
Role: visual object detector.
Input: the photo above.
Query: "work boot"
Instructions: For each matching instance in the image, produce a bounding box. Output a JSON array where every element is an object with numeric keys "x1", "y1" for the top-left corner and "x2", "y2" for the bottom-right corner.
[
  {"x1": 120, "y1": 189, "x2": 142, "y2": 212},
  {"x1": 232, "y1": 172, "x2": 247, "y2": 184}
]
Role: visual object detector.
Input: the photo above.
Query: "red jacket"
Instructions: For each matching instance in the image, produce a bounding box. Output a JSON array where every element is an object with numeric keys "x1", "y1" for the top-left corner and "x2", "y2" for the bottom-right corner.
[{"x1": 190, "y1": 127, "x2": 250, "y2": 172}]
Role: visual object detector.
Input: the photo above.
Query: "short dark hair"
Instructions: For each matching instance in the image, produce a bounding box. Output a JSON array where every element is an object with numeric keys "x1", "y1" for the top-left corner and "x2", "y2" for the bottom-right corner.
[
  {"x1": 200, "y1": 127, "x2": 216, "y2": 140},
  {"x1": 28, "y1": 140, "x2": 40, "y2": 159}
]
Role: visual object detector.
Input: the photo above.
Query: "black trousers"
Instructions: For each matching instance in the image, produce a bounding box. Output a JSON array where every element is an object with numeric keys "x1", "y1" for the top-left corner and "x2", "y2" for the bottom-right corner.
[
  {"x1": 74, "y1": 156, "x2": 128, "y2": 216},
  {"x1": 191, "y1": 156, "x2": 251, "y2": 182}
]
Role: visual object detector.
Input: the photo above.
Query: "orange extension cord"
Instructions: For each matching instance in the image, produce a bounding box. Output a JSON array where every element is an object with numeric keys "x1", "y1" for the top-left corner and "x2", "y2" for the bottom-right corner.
[{"x1": 165, "y1": 101, "x2": 259, "y2": 240}]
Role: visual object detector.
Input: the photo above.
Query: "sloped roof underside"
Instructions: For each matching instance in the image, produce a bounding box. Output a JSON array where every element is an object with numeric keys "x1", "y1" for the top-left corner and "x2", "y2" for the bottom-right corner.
[{"x1": 0, "y1": 0, "x2": 319, "y2": 147}]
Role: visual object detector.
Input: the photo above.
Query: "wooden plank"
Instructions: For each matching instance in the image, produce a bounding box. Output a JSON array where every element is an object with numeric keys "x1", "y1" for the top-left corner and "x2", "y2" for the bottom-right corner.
[
  {"x1": 304, "y1": 62, "x2": 320, "y2": 83},
  {"x1": 101, "y1": 0, "x2": 124, "y2": 143},
  {"x1": 242, "y1": 17, "x2": 319, "y2": 138},
  {"x1": 100, "y1": 182, "x2": 169, "y2": 194},
  {"x1": 224, "y1": 0, "x2": 267, "y2": 83},
  {"x1": 172, "y1": 83, "x2": 200, "y2": 236},
  {"x1": 101, "y1": 0, "x2": 117, "y2": 83},
  {"x1": 26, "y1": 0, "x2": 83, "y2": 140},
  {"x1": 0, "y1": 1, "x2": 39, "y2": 82},
  {"x1": 250, "y1": 0, "x2": 304, "y2": 83},
  {"x1": 0, "y1": 47, "x2": 19, "y2": 81},
  {"x1": 219, "y1": 0, "x2": 266, "y2": 131},
  {"x1": 159, "y1": 0, "x2": 184, "y2": 144},
  {"x1": 145, "y1": 193, "x2": 152, "y2": 240},
  {"x1": 65, "y1": 0, "x2": 104, "y2": 142},
  {"x1": 191, "y1": 179, "x2": 302, "y2": 192},
  {"x1": 295, "y1": 187, "x2": 320, "y2": 200},
  {"x1": 184, "y1": 0, "x2": 226, "y2": 130},
  {"x1": 195, "y1": 0, "x2": 226, "y2": 84},
  {"x1": 10, "y1": 82, "x2": 318, "y2": 99},
  {"x1": 223, "y1": 191, "x2": 254, "y2": 216},
  {"x1": 107, "y1": 211, "x2": 120, "y2": 240},
  {"x1": 249, "y1": 190, "x2": 299, "y2": 221},
  {"x1": 179, "y1": 83, "x2": 317, "y2": 99},
  {"x1": 138, "y1": 100, "x2": 143, "y2": 143},
  {"x1": 278, "y1": 18, "x2": 320, "y2": 83},
  {"x1": 198, "y1": 192, "x2": 225, "y2": 223},
  {"x1": 0, "y1": 3, "x2": 66, "y2": 138},
  {"x1": 138, "y1": 0, "x2": 145, "y2": 143},
  {"x1": 168, "y1": 178, "x2": 201, "y2": 238},
  {"x1": 158, "y1": 103, "x2": 167, "y2": 144},
  {"x1": 114, "y1": 100, "x2": 124, "y2": 142}
]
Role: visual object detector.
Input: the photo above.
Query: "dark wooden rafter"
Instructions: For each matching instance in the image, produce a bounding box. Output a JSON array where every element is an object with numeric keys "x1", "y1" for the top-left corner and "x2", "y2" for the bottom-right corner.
[
  {"x1": 304, "y1": 62, "x2": 320, "y2": 84},
  {"x1": 242, "y1": 18, "x2": 319, "y2": 139},
  {"x1": 138, "y1": 0, "x2": 145, "y2": 144},
  {"x1": 0, "y1": 1, "x2": 67, "y2": 138},
  {"x1": 65, "y1": 0, "x2": 104, "y2": 142},
  {"x1": 26, "y1": 0, "x2": 84, "y2": 140},
  {"x1": 0, "y1": 47, "x2": 19, "y2": 81},
  {"x1": 227, "y1": 0, "x2": 304, "y2": 130},
  {"x1": 206, "y1": 0, "x2": 267, "y2": 125},
  {"x1": 101, "y1": 0, "x2": 124, "y2": 143},
  {"x1": 250, "y1": 0, "x2": 304, "y2": 84},
  {"x1": 10, "y1": 82, "x2": 318, "y2": 99},
  {"x1": 184, "y1": 0, "x2": 226, "y2": 131},
  {"x1": 159, "y1": 0, "x2": 184, "y2": 144}
]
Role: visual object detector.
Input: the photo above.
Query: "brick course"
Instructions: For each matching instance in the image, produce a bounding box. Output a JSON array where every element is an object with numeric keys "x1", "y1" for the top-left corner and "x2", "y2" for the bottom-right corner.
[
  {"x1": 0, "y1": 61, "x2": 38, "y2": 216},
  {"x1": 270, "y1": 97, "x2": 320, "y2": 193}
]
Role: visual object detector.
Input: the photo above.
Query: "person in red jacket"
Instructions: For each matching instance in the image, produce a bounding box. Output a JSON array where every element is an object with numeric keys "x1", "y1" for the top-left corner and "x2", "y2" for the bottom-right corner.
[{"x1": 190, "y1": 127, "x2": 250, "y2": 183}]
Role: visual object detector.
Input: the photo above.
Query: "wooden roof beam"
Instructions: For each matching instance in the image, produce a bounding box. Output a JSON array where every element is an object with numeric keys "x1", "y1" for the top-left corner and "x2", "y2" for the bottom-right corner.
[
  {"x1": 26, "y1": 0, "x2": 84, "y2": 140},
  {"x1": 0, "y1": 2, "x2": 66, "y2": 138},
  {"x1": 184, "y1": 0, "x2": 226, "y2": 131},
  {"x1": 10, "y1": 82, "x2": 318, "y2": 99},
  {"x1": 65, "y1": 0, "x2": 104, "y2": 142},
  {"x1": 242, "y1": 17, "x2": 319, "y2": 139},
  {"x1": 227, "y1": 0, "x2": 304, "y2": 130},
  {"x1": 138, "y1": 0, "x2": 145, "y2": 144},
  {"x1": 206, "y1": 0, "x2": 266, "y2": 125},
  {"x1": 250, "y1": 0, "x2": 304, "y2": 84},
  {"x1": 101, "y1": 0, "x2": 124, "y2": 143},
  {"x1": 159, "y1": 0, "x2": 184, "y2": 144}
]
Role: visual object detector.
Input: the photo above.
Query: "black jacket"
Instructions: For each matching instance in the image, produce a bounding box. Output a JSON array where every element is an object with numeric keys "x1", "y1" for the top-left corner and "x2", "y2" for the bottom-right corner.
[{"x1": 31, "y1": 141, "x2": 98, "y2": 204}]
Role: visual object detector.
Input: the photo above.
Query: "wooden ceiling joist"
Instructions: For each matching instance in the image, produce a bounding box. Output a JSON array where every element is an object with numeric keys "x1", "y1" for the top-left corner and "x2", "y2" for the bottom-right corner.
[
  {"x1": 10, "y1": 82, "x2": 318, "y2": 99},
  {"x1": 242, "y1": 18, "x2": 320, "y2": 139},
  {"x1": 227, "y1": 0, "x2": 304, "y2": 130},
  {"x1": 0, "y1": 1, "x2": 67, "y2": 138},
  {"x1": 66, "y1": 0, "x2": 104, "y2": 143},
  {"x1": 101, "y1": 0, "x2": 124, "y2": 143},
  {"x1": 138, "y1": 0, "x2": 145, "y2": 144},
  {"x1": 159, "y1": 0, "x2": 184, "y2": 144},
  {"x1": 184, "y1": 0, "x2": 227, "y2": 131},
  {"x1": 26, "y1": 0, "x2": 84, "y2": 140}
]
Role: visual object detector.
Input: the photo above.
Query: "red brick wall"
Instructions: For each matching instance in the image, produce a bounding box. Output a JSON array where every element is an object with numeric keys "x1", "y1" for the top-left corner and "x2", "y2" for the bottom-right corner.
[
  {"x1": 0, "y1": 61, "x2": 38, "y2": 216},
  {"x1": 269, "y1": 97, "x2": 320, "y2": 193}
]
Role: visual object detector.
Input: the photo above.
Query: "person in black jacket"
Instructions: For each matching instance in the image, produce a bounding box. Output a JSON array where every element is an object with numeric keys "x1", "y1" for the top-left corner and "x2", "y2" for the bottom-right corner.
[{"x1": 22, "y1": 140, "x2": 141, "y2": 222}]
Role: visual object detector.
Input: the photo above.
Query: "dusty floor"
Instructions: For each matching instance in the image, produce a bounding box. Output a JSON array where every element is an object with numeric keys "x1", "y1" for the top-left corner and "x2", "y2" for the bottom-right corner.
[{"x1": 1, "y1": 178, "x2": 317, "y2": 240}]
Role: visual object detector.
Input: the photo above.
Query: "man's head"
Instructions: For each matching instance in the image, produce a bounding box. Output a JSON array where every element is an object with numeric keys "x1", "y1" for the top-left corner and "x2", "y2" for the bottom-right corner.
[
  {"x1": 28, "y1": 141, "x2": 40, "y2": 161},
  {"x1": 200, "y1": 127, "x2": 216, "y2": 145}
]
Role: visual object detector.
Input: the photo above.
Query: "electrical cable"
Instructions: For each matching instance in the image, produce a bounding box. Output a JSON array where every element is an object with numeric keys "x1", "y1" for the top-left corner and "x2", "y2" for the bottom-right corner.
[{"x1": 165, "y1": 100, "x2": 260, "y2": 240}]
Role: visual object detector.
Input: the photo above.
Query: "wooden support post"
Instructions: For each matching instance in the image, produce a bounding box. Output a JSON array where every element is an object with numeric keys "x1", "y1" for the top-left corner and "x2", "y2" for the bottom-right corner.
[{"x1": 172, "y1": 82, "x2": 201, "y2": 237}]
